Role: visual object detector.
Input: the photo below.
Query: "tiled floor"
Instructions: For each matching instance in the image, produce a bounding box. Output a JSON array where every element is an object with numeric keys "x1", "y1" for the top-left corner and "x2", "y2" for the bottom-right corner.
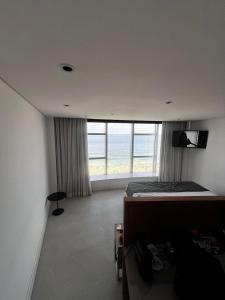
[{"x1": 32, "y1": 189, "x2": 124, "y2": 300}]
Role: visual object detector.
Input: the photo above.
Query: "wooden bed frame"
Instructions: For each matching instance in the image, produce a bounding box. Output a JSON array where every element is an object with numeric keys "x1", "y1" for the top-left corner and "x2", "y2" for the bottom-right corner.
[
  {"x1": 124, "y1": 195, "x2": 225, "y2": 246},
  {"x1": 123, "y1": 195, "x2": 225, "y2": 299}
]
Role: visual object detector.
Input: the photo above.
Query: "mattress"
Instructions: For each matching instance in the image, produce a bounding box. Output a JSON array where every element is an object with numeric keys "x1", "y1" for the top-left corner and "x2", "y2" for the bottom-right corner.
[
  {"x1": 126, "y1": 181, "x2": 208, "y2": 197},
  {"x1": 132, "y1": 191, "x2": 216, "y2": 197}
]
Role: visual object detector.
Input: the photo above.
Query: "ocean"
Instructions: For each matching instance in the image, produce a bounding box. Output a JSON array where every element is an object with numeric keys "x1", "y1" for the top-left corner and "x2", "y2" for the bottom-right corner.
[
  {"x1": 88, "y1": 134, "x2": 155, "y2": 159},
  {"x1": 88, "y1": 134, "x2": 156, "y2": 175}
]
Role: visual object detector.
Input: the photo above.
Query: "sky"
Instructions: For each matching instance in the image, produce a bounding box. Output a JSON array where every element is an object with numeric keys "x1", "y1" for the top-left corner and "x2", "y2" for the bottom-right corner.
[{"x1": 87, "y1": 122, "x2": 158, "y2": 134}]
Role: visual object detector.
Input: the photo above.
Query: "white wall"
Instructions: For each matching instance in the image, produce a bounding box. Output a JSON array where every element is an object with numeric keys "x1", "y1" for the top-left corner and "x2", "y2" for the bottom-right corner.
[
  {"x1": 182, "y1": 117, "x2": 225, "y2": 195},
  {"x1": 0, "y1": 79, "x2": 50, "y2": 300}
]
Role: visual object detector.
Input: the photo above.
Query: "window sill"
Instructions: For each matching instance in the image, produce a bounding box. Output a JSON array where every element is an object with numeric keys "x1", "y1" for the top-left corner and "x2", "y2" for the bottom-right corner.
[{"x1": 90, "y1": 172, "x2": 159, "y2": 182}]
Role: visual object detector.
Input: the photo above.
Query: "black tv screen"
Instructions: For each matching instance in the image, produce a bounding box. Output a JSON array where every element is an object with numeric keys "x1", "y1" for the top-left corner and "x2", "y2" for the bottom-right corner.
[{"x1": 172, "y1": 130, "x2": 208, "y2": 148}]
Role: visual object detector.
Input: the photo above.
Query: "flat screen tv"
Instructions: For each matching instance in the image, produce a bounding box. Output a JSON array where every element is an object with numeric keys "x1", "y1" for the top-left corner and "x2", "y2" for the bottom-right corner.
[{"x1": 172, "y1": 130, "x2": 208, "y2": 148}]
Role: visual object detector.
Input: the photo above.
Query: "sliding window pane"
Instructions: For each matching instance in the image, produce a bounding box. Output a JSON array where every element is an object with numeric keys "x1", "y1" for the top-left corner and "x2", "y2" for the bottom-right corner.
[
  {"x1": 89, "y1": 159, "x2": 106, "y2": 176},
  {"x1": 133, "y1": 157, "x2": 153, "y2": 173},
  {"x1": 134, "y1": 124, "x2": 155, "y2": 134},
  {"x1": 156, "y1": 124, "x2": 162, "y2": 174},
  {"x1": 133, "y1": 135, "x2": 154, "y2": 156},
  {"x1": 87, "y1": 122, "x2": 106, "y2": 133},
  {"x1": 88, "y1": 135, "x2": 105, "y2": 158},
  {"x1": 108, "y1": 123, "x2": 132, "y2": 174}
]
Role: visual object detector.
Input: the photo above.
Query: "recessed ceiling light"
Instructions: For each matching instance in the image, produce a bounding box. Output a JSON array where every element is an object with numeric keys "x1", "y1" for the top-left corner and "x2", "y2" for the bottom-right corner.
[
  {"x1": 60, "y1": 63, "x2": 75, "y2": 72},
  {"x1": 64, "y1": 104, "x2": 70, "y2": 107},
  {"x1": 166, "y1": 101, "x2": 173, "y2": 104}
]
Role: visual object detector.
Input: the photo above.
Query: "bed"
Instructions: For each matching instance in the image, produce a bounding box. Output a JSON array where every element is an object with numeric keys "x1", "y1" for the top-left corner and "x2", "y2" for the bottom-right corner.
[
  {"x1": 123, "y1": 181, "x2": 225, "y2": 300},
  {"x1": 126, "y1": 181, "x2": 215, "y2": 197}
]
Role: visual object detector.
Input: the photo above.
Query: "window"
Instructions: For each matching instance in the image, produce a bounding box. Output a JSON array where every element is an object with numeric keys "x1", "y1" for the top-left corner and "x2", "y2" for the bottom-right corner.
[{"x1": 87, "y1": 121, "x2": 162, "y2": 177}]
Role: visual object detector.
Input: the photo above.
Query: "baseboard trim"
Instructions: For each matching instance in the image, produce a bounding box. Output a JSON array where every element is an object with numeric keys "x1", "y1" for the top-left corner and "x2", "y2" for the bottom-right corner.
[{"x1": 26, "y1": 203, "x2": 50, "y2": 300}]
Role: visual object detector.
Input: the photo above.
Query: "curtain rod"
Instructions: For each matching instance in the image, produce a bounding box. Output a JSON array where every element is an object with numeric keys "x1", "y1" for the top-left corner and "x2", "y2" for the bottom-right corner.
[{"x1": 87, "y1": 119, "x2": 162, "y2": 124}]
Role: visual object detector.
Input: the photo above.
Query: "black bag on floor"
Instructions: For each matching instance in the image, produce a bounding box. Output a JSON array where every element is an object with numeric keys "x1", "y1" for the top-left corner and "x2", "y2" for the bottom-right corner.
[{"x1": 133, "y1": 239, "x2": 153, "y2": 283}]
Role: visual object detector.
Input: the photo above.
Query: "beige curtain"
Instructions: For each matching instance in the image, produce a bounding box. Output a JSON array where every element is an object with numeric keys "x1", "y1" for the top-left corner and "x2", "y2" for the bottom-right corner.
[
  {"x1": 159, "y1": 121, "x2": 187, "y2": 182},
  {"x1": 54, "y1": 118, "x2": 92, "y2": 197}
]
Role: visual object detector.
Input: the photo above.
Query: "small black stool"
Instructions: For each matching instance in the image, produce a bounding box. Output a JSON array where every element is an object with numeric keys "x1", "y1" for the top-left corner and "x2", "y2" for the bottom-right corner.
[{"x1": 47, "y1": 192, "x2": 66, "y2": 216}]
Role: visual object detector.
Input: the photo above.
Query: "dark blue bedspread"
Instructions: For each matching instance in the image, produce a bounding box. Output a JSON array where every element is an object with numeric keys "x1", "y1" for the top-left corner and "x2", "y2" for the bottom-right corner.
[{"x1": 126, "y1": 181, "x2": 208, "y2": 197}]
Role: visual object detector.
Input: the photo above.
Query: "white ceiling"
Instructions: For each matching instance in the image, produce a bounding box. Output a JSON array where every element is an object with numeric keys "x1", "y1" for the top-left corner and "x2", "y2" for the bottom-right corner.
[{"x1": 0, "y1": 0, "x2": 225, "y2": 121}]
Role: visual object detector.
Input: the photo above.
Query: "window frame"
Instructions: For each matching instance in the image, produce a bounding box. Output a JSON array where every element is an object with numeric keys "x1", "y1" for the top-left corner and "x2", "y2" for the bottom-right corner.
[
  {"x1": 88, "y1": 123, "x2": 107, "y2": 174},
  {"x1": 132, "y1": 124, "x2": 160, "y2": 174},
  {"x1": 87, "y1": 120, "x2": 162, "y2": 176}
]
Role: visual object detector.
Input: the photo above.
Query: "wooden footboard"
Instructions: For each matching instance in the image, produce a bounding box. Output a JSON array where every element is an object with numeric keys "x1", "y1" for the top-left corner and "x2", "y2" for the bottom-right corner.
[{"x1": 124, "y1": 195, "x2": 225, "y2": 246}]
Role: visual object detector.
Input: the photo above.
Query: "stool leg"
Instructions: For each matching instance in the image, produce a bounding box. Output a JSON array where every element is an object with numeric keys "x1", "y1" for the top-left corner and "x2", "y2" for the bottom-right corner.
[{"x1": 52, "y1": 199, "x2": 64, "y2": 216}]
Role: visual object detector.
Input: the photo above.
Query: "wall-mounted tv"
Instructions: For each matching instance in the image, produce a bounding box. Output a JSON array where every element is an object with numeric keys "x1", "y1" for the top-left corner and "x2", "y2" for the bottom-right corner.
[{"x1": 172, "y1": 130, "x2": 208, "y2": 148}]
